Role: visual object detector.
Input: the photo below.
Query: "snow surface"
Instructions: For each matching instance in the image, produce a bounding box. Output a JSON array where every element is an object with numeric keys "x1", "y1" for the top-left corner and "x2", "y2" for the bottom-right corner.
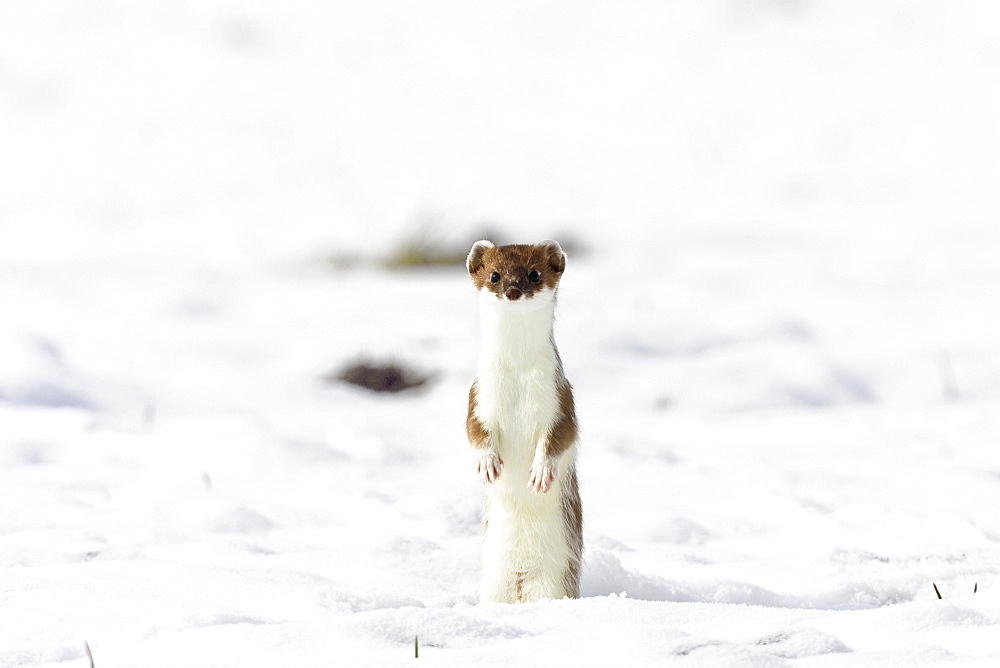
[{"x1": 3, "y1": 1, "x2": 1000, "y2": 665}]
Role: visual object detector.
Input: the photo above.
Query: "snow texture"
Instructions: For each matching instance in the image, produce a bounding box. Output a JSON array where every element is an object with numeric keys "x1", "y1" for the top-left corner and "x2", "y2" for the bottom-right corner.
[{"x1": 2, "y1": 1, "x2": 1000, "y2": 665}]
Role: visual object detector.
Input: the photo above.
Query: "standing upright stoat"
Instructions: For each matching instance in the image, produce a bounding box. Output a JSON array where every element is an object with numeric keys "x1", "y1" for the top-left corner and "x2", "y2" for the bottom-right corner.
[{"x1": 465, "y1": 239, "x2": 583, "y2": 603}]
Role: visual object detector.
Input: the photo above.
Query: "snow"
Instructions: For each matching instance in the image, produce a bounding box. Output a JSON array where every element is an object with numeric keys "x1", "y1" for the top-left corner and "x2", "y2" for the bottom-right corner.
[{"x1": 3, "y1": 0, "x2": 1000, "y2": 665}]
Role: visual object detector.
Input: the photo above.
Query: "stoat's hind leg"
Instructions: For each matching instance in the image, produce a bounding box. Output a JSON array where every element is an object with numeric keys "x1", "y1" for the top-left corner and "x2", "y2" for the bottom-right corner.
[
  {"x1": 479, "y1": 554, "x2": 519, "y2": 603},
  {"x1": 519, "y1": 567, "x2": 570, "y2": 601},
  {"x1": 479, "y1": 507, "x2": 519, "y2": 603}
]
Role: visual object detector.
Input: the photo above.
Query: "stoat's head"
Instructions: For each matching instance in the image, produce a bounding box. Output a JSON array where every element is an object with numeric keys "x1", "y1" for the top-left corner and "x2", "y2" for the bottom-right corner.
[{"x1": 466, "y1": 240, "x2": 566, "y2": 304}]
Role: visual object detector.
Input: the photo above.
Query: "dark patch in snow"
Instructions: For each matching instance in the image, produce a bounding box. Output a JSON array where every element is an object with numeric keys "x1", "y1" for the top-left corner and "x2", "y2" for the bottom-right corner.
[{"x1": 330, "y1": 360, "x2": 434, "y2": 394}]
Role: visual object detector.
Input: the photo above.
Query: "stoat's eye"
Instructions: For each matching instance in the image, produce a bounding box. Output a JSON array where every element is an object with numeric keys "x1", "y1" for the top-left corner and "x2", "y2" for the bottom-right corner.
[
  {"x1": 490, "y1": 271, "x2": 501, "y2": 283},
  {"x1": 528, "y1": 270, "x2": 541, "y2": 283}
]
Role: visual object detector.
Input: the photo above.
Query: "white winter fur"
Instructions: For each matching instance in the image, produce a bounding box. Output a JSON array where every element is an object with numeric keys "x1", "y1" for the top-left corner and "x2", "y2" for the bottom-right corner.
[{"x1": 473, "y1": 283, "x2": 578, "y2": 603}]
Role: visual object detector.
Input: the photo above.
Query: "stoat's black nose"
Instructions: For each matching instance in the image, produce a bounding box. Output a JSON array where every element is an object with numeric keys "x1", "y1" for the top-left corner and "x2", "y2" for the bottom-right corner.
[{"x1": 505, "y1": 288, "x2": 523, "y2": 301}]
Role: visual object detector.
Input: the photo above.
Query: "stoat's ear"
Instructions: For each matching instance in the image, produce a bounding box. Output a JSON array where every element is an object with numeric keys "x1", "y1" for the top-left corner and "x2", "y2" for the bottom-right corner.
[
  {"x1": 537, "y1": 239, "x2": 566, "y2": 273},
  {"x1": 467, "y1": 240, "x2": 494, "y2": 275}
]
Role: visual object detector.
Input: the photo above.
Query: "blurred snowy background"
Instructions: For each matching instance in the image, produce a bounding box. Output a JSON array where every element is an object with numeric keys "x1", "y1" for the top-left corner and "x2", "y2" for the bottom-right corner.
[{"x1": 2, "y1": 1, "x2": 1000, "y2": 665}]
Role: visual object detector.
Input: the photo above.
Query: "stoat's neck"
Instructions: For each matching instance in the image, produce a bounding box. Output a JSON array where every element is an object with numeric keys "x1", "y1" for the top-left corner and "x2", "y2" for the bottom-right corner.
[{"x1": 477, "y1": 291, "x2": 558, "y2": 369}]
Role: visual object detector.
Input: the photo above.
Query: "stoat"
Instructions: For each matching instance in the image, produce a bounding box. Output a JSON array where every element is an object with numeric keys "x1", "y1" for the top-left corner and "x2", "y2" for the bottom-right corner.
[{"x1": 465, "y1": 239, "x2": 583, "y2": 603}]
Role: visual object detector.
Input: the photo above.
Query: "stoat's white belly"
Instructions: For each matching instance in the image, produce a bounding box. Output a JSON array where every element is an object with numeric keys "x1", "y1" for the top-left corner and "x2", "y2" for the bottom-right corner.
[{"x1": 476, "y1": 360, "x2": 559, "y2": 475}]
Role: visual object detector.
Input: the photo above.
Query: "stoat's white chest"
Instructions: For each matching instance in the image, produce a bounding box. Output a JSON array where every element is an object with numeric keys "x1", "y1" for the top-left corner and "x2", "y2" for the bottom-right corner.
[{"x1": 473, "y1": 289, "x2": 561, "y2": 465}]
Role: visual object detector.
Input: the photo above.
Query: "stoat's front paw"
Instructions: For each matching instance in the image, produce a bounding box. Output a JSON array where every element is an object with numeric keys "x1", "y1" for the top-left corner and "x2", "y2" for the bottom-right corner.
[
  {"x1": 477, "y1": 450, "x2": 503, "y2": 484},
  {"x1": 529, "y1": 455, "x2": 558, "y2": 493}
]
